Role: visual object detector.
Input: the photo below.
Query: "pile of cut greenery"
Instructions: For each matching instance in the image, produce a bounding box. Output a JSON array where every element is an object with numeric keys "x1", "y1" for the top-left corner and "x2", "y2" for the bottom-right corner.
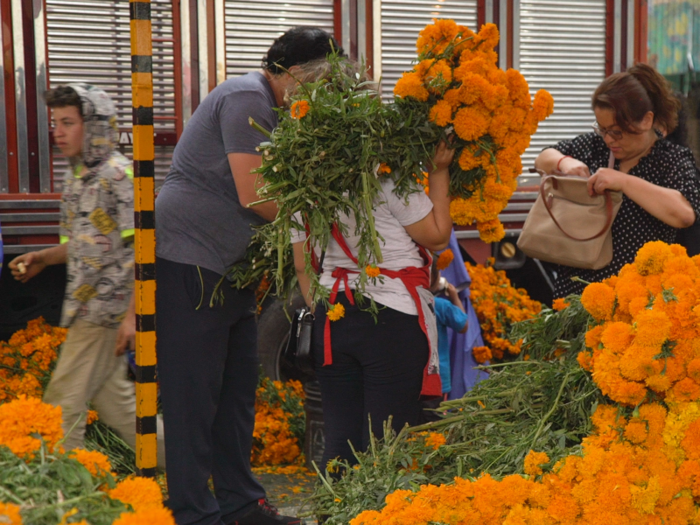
[{"x1": 309, "y1": 296, "x2": 601, "y2": 524}]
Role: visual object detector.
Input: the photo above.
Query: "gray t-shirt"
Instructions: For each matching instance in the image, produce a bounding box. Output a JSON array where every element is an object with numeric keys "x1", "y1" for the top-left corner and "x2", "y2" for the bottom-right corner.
[{"x1": 156, "y1": 72, "x2": 278, "y2": 274}]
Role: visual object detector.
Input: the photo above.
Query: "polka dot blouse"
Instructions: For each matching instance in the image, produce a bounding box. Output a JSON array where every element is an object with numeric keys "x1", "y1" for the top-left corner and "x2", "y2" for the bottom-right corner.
[{"x1": 550, "y1": 132, "x2": 700, "y2": 298}]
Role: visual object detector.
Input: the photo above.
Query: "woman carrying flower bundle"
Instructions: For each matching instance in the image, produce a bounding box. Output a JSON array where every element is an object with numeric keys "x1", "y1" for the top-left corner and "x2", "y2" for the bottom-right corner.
[
  {"x1": 535, "y1": 63, "x2": 700, "y2": 297},
  {"x1": 291, "y1": 142, "x2": 454, "y2": 470}
]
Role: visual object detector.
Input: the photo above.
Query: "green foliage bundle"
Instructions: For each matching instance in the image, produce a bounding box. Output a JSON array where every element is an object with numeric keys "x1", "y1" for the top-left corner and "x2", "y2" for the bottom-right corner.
[
  {"x1": 309, "y1": 296, "x2": 602, "y2": 524},
  {"x1": 224, "y1": 52, "x2": 443, "y2": 308},
  {"x1": 0, "y1": 445, "x2": 128, "y2": 525}
]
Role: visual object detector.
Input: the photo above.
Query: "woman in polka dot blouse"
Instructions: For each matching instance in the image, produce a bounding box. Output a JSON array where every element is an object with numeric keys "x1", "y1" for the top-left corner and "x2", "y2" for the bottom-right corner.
[{"x1": 535, "y1": 63, "x2": 700, "y2": 298}]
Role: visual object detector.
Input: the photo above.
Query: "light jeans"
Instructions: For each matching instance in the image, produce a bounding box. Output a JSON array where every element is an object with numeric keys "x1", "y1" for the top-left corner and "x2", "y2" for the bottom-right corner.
[{"x1": 43, "y1": 318, "x2": 165, "y2": 468}]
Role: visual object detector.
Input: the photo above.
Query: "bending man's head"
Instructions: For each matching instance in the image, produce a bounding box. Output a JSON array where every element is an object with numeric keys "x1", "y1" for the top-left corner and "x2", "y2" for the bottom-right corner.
[{"x1": 262, "y1": 26, "x2": 343, "y2": 76}]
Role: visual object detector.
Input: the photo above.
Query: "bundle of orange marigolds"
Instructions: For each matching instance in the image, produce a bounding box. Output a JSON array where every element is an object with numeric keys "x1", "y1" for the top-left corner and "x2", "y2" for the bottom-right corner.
[
  {"x1": 395, "y1": 20, "x2": 554, "y2": 242},
  {"x1": 466, "y1": 259, "x2": 542, "y2": 363},
  {"x1": 351, "y1": 241, "x2": 700, "y2": 525},
  {"x1": 0, "y1": 396, "x2": 175, "y2": 525},
  {"x1": 0, "y1": 317, "x2": 66, "y2": 402}
]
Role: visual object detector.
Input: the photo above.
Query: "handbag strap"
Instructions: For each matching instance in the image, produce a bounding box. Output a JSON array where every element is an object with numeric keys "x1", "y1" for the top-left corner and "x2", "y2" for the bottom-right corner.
[
  {"x1": 535, "y1": 150, "x2": 617, "y2": 242},
  {"x1": 540, "y1": 176, "x2": 615, "y2": 241}
]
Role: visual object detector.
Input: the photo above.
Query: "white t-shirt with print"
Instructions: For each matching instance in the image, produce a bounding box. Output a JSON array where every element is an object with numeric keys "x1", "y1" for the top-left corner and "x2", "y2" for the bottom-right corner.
[{"x1": 290, "y1": 179, "x2": 433, "y2": 315}]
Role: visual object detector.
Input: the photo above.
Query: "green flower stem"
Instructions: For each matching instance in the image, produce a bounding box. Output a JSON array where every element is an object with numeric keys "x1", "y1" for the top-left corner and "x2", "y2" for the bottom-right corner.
[
  {"x1": 362, "y1": 171, "x2": 382, "y2": 263},
  {"x1": 248, "y1": 117, "x2": 272, "y2": 138},
  {"x1": 407, "y1": 408, "x2": 514, "y2": 433},
  {"x1": 0, "y1": 485, "x2": 25, "y2": 505},
  {"x1": 529, "y1": 370, "x2": 571, "y2": 450}
]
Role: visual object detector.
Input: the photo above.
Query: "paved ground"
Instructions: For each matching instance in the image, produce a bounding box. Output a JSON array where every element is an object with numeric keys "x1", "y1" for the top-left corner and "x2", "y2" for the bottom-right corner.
[{"x1": 253, "y1": 466, "x2": 319, "y2": 524}]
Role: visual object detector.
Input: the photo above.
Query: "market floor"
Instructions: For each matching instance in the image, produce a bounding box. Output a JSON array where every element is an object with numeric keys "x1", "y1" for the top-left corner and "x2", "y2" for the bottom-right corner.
[{"x1": 253, "y1": 466, "x2": 319, "y2": 524}]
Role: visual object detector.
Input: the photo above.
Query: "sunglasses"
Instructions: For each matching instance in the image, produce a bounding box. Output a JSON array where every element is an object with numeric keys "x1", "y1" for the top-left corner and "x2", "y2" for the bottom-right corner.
[{"x1": 592, "y1": 121, "x2": 623, "y2": 141}]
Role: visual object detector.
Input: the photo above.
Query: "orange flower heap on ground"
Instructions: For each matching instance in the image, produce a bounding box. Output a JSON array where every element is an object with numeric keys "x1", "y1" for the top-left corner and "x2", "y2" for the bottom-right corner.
[
  {"x1": 351, "y1": 241, "x2": 700, "y2": 525},
  {"x1": 466, "y1": 259, "x2": 541, "y2": 360},
  {"x1": 252, "y1": 378, "x2": 306, "y2": 466},
  {"x1": 0, "y1": 395, "x2": 63, "y2": 458},
  {"x1": 396, "y1": 19, "x2": 554, "y2": 243},
  {"x1": 0, "y1": 317, "x2": 66, "y2": 402},
  {"x1": 109, "y1": 476, "x2": 165, "y2": 511},
  {"x1": 70, "y1": 449, "x2": 112, "y2": 477},
  {"x1": 578, "y1": 241, "x2": 700, "y2": 407}
]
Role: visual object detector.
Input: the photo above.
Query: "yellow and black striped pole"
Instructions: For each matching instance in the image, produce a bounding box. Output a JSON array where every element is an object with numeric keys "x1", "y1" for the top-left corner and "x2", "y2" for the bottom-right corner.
[{"x1": 130, "y1": 0, "x2": 158, "y2": 477}]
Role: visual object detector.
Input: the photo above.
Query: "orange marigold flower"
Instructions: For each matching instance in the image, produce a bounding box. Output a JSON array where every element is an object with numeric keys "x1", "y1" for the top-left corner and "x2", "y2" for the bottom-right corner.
[
  {"x1": 585, "y1": 325, "x2": 605, "y2": 350},
  {"x1": 453, "y1": 106, "x2": 490, "y2": 142},
  {"x1": 327, "y1": 303, "x2": 345, "y2": 322},
  {"x1": 436, "y1": 249, "x2": 454, "y2": 271},
  {"x1": 290, "y1": 100, "x2": 310, "y2": 119},
  {"x1": 682, "y1": 420, "x2": 700, "y2": 461},
  {"x1": 669, "y1": 378, "x2": 700, "y2": 404},
  {"x1": 600, "y1": 322, "x2": 634, "y2": 354},
  {"x1": 472, "y1": 346, "x2": 492, "y2": 364},
  {"x1": 71, "y1": 449, "x2": 112, "y2": 478},
  {"x1": 624, "y1": 419, "x2": 648, "y2": 444},
  {"x1": 110, "y1": 476, "x2": 164, "y2": 511},
  {"x1": 0, "y1": 502, "x2": 22, "y2": 525},
  {"x1": 424, "y1": 432, "x2": 447, "y2": 450},
  {"x1": 633, "y1": 309, "x2": 671, "y2": 349},
  {"x1": 86, "y1": 409, "x2": 99, "y2": 425},
  {"x1": 428, "y1": 100, "x2": 453, "y2": 127},
  {"x1": 531, "y1": 90, "x2": 555, "y2": 121},
  {"x1": 365, "y1": 265, "x2": 381, "y2": 278},
  {"x1": 524, "y1": 450, "x2": 550, "y2": 476},
  {"x1": 580, "y1": 282, "x2": 616, "y2": 321},
  {"x1": 552, "y1": 298, "x2": 569, "y2": 311},
  {"x1": 113, "y1": 506, "x2": 176, "y2": 525},
  {"x1": 634, "y1": 241, "x2": 674, "y2": 276},
  {"x1": 393, "y1": 72, "x2": 429, "y2": 101},
  {"x1": 476, "y1": 218, "x2": 505, "y2": 243},
  {"x1": 377, "y1": 163, "x2": 391, "y2": 175},
  {"x1": 0, "y1": 395, "x2": 63, "y2": 458}
]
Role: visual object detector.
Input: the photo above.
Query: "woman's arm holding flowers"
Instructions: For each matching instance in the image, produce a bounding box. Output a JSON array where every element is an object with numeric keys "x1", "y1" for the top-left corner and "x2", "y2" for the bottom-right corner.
[
  {"x1": 403, "y1": 141, "x2": 455, "y2": 251},
  {"x1": 228, "y1": 152, "x2": 279, "y2": 221}
]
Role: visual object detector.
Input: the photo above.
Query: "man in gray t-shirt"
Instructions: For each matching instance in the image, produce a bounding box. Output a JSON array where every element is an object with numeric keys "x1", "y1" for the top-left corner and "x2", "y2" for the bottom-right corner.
[{"x1": 155, "y1": 27, "x2": 342, "y2": 525}]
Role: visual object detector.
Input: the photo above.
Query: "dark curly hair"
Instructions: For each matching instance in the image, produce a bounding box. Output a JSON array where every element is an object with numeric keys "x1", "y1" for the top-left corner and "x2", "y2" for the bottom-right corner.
[
  {"x1": 262, "y1": 26, "x2": 344, "y2": 74},
  {"x1": 45, "y1": 86, "x2": 82, "y2": 116}
]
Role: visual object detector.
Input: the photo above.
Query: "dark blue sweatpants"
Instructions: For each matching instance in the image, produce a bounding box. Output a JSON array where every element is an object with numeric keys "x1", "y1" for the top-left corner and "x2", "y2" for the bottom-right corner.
[{"x1": 156, "y1": 257, "x2": 265, "y2": 525}]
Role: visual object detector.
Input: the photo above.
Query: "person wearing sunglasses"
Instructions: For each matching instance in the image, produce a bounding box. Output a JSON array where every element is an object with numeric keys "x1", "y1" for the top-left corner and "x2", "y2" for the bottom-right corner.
[{"x1": 534, "y1": 63, "x2": 700, "y2": 298}]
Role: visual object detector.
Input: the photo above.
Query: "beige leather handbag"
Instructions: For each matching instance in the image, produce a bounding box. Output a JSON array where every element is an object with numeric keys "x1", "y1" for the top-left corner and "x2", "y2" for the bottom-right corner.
[{"x1": 517, "y1": 154, "x2": 622, "y2": 270}]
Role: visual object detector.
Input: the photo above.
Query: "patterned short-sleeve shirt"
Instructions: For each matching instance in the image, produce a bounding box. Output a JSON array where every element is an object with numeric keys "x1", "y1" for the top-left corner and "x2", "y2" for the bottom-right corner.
[
  {"x1": 59, "y1": 151, "x2": 135, "y2": 328},
  {"x1": 551, "y1": 133, "x2": 700, "y2": 298}
]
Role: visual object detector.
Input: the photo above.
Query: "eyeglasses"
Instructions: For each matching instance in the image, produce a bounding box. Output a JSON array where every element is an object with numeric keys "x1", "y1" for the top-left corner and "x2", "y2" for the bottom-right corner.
[{"x1": 592, "y1": 121, "x2": 623, "y2": 141}]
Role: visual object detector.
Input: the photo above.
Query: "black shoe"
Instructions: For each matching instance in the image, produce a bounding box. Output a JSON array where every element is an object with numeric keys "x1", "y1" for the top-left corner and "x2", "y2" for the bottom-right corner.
[{"x1": 232, "y1": 499, "x2": 305, "y2": 525}]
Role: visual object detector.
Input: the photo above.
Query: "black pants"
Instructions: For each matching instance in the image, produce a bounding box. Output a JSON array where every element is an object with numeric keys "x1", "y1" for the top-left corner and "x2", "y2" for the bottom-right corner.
[
  {"x1": 156, "y1": 257, "x2": 265, "y2": 525},
  {"x1": 313, "y1": 295, "x2": 428, "y2": 470}
]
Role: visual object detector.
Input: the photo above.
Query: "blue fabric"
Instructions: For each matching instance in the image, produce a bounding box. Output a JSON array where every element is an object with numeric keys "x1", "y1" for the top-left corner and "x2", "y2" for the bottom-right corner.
[
  {"x1": 434, "y1": 297, "x2": 468, "y2": 394},
  {"x1": 438, "y1": 231, "x2": 488, "y2": 398}
]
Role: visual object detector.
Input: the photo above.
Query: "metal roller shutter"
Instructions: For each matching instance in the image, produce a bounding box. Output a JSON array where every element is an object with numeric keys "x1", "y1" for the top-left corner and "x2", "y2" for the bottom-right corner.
[
  {"x1": 378, "y1": 0, "x2": 478, "y2": 100},
  {"x1": 517, "y1": 0, "x2": 607, "y2": 184},
  {"x1": 223, "y1": 0, "x2": 336, "y2": 79},
  {"x1": 45, "y1": 0, "x2": 176, "y2": 191}
]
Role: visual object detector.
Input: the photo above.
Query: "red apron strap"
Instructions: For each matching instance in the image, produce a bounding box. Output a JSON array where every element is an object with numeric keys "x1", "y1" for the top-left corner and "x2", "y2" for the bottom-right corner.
[{"x1": 331, "y1": 223, "x2": 359, "y2": 264}]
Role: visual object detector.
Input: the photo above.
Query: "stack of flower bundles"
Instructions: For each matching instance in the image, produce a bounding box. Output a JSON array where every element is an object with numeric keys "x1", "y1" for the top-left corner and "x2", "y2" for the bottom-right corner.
[
  {"x1": 229, "y1": 20, "x2": 554, "y2": 308},
  {"x1": 346, "y1": 242, "x2": 700, "y2": 525}
]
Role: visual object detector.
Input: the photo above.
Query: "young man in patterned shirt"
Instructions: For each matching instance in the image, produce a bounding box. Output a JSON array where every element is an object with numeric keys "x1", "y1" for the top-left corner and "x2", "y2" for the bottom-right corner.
[{"x1": 8, "y1": 84, "x2": 164, "y2": 464}]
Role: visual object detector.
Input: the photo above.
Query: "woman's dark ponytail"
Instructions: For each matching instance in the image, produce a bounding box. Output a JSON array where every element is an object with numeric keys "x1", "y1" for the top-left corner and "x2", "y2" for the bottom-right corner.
[
  {"x1": 627, "y1": 63, "x2": 680, "y2": 134},
  {"x1": 592, "y1": 63, "x2": 680, "y2": 134}
]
